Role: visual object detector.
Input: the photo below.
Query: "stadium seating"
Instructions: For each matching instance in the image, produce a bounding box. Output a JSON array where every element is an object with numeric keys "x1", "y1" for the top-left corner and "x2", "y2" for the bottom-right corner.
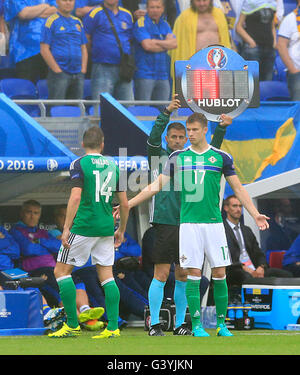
[
  {"x1": 259, "y1": 80, "x2": 291, "y2": 101},
  {"x1": 36, "y1": 79, "x2": 49, "y2": 99},
  {"x1": 177, "y1": 108, "x2": 193, "y2": 116},
  {"x1": 0, "y1": 78, "x2": 38, "y2": 99},
  {"x1": 127, "y1": 106, "x2": 160, "y2": 116},
  {"x1": 0, "y1": 56, "x2": 11, "y2": 70},
  {"x1": 273, "y1": 55, "x2": 287, "y2": 82},
  {"x1": 50, "y1": 105, "x2": 81, "y2": 117},
  {"x1": 0, "y1": 78, "x2": 40, "y2": 116},
  {"x1": 87, "y1": 105, "x2": 101, "y2": 116},
  {"x1": 83, "y1": 79, "x2": 91, "y2": 100},
  {"x1": 268, "y1": 251, "x2": 286, "y2": 269}
]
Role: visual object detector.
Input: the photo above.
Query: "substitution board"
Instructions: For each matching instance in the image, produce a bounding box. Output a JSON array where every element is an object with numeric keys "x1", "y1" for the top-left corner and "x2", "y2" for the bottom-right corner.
[{"x1": 175, "y1": 45, "x2": 260, "y2": 121}]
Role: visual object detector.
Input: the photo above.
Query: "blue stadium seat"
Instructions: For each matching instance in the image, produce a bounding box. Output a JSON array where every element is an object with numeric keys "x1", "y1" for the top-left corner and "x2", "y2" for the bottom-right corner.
[
  {"x1": 177, "y1": 108, "x2": 193, "y2": 116},
  {"x1": 50, "y1": 105, "x2": 81, "y2": 117},
  {"x1": 0, "y1": 78, "x2": 38, "y2": 99},
  {"x1": 259, "y1": 81, "x2": 291, "y2": 101},
  {"x1": 87, "y1": 105, "x2": 101, "y2": 116},
  {"x1": 273, "y1": 55, "x2": 287, "y2": 82},
  {"x1": 83, "y1": 79, "x2": 91, "y2": 100},
  {"x1": 0, "y1": 56, "x2": 11, "y2": 70},
  {"x1": 127, "y1": 106, "x2": 160, "y2": 116},
  {"x1": 0, "y1": 78, "x2": 40, "y2": 116},
  {"x1": 36, "y1": 79, "x2": 48, "y2": 99},
  {"x1": 23, "y1": 106, "x2": 41, "y2": 117}
]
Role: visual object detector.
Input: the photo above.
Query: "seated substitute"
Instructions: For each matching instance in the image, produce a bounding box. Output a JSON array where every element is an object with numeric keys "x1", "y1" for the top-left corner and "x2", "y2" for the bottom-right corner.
[
  {"x1": 282, "y1": 234, "x2": 300, "y2": 277},
  {"x1": 0, "y1": 224, "x2": 21, "y2": 288},
  {"x1": 223, "y1": 195, "x2": 293, "y2": 289},
  {"x1": 10, "y1": 200, "x2": 62, "y2": 307}
]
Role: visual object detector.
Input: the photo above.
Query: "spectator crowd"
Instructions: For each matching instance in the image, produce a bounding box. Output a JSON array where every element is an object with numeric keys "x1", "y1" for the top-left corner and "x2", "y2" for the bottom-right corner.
[{"x1": 0, "y1": 0, "x2": 299, "y2": 103}]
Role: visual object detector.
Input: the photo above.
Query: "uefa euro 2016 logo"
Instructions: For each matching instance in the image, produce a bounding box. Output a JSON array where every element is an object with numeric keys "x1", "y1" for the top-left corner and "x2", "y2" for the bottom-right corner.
[
  {"x1": 47, "y1": 159, "x2": 58, "y2": 171},
  {"x1": 207, "y1": 48, "x2": 227, "y2": 70}
]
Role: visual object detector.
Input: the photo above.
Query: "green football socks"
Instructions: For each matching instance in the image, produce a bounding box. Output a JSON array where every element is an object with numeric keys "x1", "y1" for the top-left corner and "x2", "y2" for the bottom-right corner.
[
  {"x1": 213, "y1": 277, "x2": 228, "y2": 326},
  {"x1": 57, "y1": 275, "x2": 78, "y2": 329},
  {"x1": 186, "y1": 278, "x2": 201, "y2": 330},
  {"x1": 102, "y1": 279, "x2": 120, "y2": 331}
]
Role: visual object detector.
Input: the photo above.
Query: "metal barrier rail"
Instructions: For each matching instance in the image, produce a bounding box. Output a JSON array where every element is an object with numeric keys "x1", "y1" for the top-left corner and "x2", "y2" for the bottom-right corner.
[{"x1": 13, "y1": 99, "x2": 171, "y2": 117}]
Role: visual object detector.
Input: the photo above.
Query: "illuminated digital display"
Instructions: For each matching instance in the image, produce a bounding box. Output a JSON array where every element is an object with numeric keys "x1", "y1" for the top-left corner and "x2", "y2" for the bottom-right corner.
[
  {"x1": 175, "y1": 45, "x2": 260, "y2": 121},
  {"x1": 186, "y1": 70, "x2": 248, "y2": 101}
]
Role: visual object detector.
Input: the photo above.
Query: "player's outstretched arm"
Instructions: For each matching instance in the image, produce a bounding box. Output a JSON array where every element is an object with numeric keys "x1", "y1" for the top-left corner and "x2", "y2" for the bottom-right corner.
[
  {"x1": 61, "y1": 187, "x2": 82, "y2": 249},
  {"x1": 226, "y1": 175, "x2": 270, "y2": 230},
  {"x1": 114, "y1": 191, "x2": 129, "y2": 248},
  {"x1": 128, "y1": 174, "x2": 171, "y2": 209}
]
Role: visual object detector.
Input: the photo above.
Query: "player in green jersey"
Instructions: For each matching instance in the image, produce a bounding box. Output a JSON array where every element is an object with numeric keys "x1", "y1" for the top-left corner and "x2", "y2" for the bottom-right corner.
[
  {"x1": 145, "y1": 95, "x2": 232, "y2": 336},
  {"x1": 49, "y1": 126, "x2": 129, "y2": 339},
  {"x1": 128, "y1": 112, "x2": 269, "y2": 337}
]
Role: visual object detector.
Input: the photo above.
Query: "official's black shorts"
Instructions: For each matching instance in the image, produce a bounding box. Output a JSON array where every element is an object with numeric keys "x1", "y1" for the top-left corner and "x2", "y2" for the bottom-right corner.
[{"x1": 152, "y1": 224, "x2": 179, "y2": 264}]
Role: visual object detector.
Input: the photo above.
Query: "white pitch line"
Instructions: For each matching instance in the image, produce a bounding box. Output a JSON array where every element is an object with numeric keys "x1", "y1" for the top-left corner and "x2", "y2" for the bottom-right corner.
[{"x1": 237, "y1": 332, "x2": 300, "y2": 335}]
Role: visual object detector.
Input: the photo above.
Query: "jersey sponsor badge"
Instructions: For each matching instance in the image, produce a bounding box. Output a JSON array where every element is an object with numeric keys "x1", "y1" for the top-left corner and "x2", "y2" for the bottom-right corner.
[{"x1": 180, "y1": 254, "x2": 187, "y2": 263}]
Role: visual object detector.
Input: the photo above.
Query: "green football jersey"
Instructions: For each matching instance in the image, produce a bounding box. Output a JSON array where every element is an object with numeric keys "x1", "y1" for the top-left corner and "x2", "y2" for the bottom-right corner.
[
  {"x1": 147, "y1": 112, "x2": 228, "y2": 226},
  {"x1": 69, "y1": 153, "x2": 120, "y2": 237},
  {"x1": 163, "y1": 146, "x2": 236, "y2": 224}
]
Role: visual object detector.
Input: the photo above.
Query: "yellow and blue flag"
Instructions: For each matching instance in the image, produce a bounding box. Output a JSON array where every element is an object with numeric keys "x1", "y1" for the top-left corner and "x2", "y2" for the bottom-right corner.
[{"x1": 211, "y1": 102, "x2": 300, "y2": 185}]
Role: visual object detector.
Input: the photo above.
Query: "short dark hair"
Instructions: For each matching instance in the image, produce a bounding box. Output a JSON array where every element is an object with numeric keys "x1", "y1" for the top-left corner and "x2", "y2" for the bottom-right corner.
[
  {"x1": 186, "y1": 112, "x2": 208, "y2": 127},
  {"x1": 166, "y1": 122, "x2": 186, "y2": 135},
  {"x1": 147, "y1": 0, "x2": 165, "y2": 6},
  {"x1": 83, "y1": 126, "x2": 104, "y2": 149},
  {"x1": 21, "y1": 199, "x2": 42, "y2": 213},
  {"x1": 223, "y1": 194, "x2": 237, "y2": 206},
  {"x1": 21, "y1": 200, "x2": 41, "y2": 210}
]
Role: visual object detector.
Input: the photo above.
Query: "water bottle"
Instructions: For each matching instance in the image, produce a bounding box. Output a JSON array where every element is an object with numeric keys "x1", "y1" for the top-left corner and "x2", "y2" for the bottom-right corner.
[{"x1": 201, "y1": 306, "x2": 216, "y2": 328}]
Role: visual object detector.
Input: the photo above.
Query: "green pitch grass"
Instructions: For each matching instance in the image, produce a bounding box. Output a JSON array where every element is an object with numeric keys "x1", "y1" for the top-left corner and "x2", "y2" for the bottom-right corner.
[{"x1": 1, "y1": 327, "x2": 300, "y2": 355}]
